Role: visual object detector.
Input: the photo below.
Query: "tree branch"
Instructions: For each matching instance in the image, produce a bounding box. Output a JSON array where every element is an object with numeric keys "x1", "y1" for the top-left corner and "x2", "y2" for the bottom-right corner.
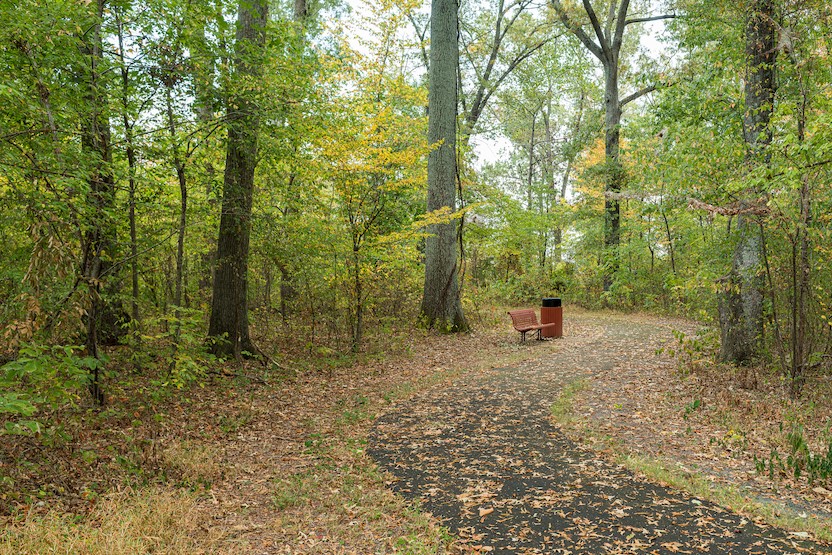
[
  {"x1": 469, "y1": 37, "x2": 551, "y2": 130},
  {"x1": 612, "y1": 0, "x2": 631, "y2": 53},
  {"x1": 620, "y1": 83, "x2": 657, "y2": 106},
  {"x1": 582, "y1": 0, "x2": 611, "y2": 58},
  {"x1": 407, "y1": 11, "x2": 429, "y2": 71},
  {"x1": 550, "y1": 0, "x2": 604, "y2": 61},
  {"x1": 625, "y1": 14, "x2": 677, "y2": 25}
]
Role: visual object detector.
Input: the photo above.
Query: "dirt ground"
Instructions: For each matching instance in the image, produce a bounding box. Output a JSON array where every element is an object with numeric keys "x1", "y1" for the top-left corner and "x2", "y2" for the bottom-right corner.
[
  {"x1": 3, "y1": 309, "x2": 832, "y2": 553},
  {"x1": 565, "y1": 312, "x2": 832, "y2": 524}
]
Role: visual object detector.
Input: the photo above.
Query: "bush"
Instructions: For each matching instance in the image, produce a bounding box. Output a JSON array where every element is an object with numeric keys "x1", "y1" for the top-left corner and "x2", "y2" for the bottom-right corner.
[{"x1": 0, "y1": 343, "x2": 98, "y2": 435}]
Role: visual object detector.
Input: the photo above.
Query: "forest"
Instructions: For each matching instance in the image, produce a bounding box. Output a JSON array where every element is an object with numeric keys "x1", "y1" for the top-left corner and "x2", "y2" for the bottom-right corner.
[{"x1": 2, "y1": 0, "x2": 832, "y2": 552}]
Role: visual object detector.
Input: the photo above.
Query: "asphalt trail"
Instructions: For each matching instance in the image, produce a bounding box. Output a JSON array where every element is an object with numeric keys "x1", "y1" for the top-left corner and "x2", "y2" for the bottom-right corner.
[{"x1": 368, "y1": 314, "x2": 830, "y2": 554}]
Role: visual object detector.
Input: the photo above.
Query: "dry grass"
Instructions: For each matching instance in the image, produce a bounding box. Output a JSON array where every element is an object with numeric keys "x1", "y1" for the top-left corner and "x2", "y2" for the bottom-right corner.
[
  {"x1": 0, "y1": 488, "x2": 217, "y2": 555},
  {"x1": 162, "y1": 440, "x2": 225, "y2": 489}
]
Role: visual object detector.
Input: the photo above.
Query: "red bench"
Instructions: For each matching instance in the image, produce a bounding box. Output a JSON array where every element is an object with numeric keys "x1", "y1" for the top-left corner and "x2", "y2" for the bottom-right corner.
[{"x1": 507, "y1": 308, "x2": 556, "y2": 342}]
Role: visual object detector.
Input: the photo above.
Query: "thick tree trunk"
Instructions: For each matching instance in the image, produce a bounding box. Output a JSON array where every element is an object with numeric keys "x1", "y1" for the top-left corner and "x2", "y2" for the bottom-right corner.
[
  {"x1": 718, "y1": 0, "x2": 777, "y2": 364},
  {"x1": 421, "y1": 0, "x2": 468, "y2": 332},
  {"x1": 602, "y1": 62, "x2": 622, "y2": 291},
  {"x1": 208, "y1": 0, "x2": 268, "y2": 358},
  {"x1": 718, "y1": 213, "x2": 764, "y2": 364},
  {"x1": 293, "y1": 0, "x2": 307, "y2": 21}
]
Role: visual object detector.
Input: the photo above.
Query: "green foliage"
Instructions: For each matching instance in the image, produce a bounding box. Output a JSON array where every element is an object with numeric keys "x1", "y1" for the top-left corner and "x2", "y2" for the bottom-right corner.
[
  {"x1": 143, "y1": 309, "x2": 216, "y2": 390},
  {"x1": 682, "y1": 399, "x2": 701, "y2": 420},
  {"x1": 664, "y1": 329, "x2": 719, "y2": 375},
  {"x1": 0, "y1": 343, "x2": 97, "y2": 434},
  {"x1": 755, "y1": 424, "x2": 832, "y2": 486}
]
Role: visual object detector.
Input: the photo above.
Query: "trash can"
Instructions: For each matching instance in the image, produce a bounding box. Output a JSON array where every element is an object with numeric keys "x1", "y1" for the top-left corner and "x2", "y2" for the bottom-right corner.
[{"x1": 541, "y1": 297, "x2": 562, "y2": 338}]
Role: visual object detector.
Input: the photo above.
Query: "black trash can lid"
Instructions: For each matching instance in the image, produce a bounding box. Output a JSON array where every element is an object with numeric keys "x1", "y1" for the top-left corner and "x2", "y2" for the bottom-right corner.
[{"x1": 542, "y1": 297, "x2": 561, "y2": 307}]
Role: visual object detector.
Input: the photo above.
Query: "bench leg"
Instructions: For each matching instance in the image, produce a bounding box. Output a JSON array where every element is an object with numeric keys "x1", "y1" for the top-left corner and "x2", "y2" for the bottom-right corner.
[{"x1": 520, "y1": 330, "x2": 527, "y2": 342}]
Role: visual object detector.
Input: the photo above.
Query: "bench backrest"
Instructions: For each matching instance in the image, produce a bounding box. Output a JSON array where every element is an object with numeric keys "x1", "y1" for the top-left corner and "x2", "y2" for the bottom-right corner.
[{"x1": 508, "y1": 309, "x2": 539, "y2": 329}]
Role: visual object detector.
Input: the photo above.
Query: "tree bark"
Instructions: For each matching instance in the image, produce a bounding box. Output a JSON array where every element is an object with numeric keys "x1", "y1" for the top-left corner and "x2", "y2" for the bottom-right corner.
[
  {"x1": 602, "y1": 61, "x2": 622, "y2": 290},
  {"x1": 115, "y1": 13, "x2": 140, "y2": 330},
  {"x1": 80, "y1": 0, "x2": 125, "y2": 403},
  {"x1": 293, "y1": 0, "x2": 307, "y2": 21},
  {"x1": 526, "y1": 110, "x2": 536, "y2": 211},
  {"x1": 550, "y1": 0, "x2": 671, "y2": 291},
  {"x1": 718, "y1": 0, "x2": 777, "y2": 365},
  {"x1": 165, "y1": 85, "x2": 187, "y2": 348},
  {"x1": 421, "y1": 0, "x2": 468, "y2": 332},
  {"x1": 208, "y1": 0, "x2": 268, "y2": 358},
  {"x1": 550, "y1": 0, "x2": 631, "y2": 290}
]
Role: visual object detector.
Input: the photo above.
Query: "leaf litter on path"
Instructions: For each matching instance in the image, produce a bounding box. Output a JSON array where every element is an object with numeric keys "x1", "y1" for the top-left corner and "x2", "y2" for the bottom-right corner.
[{"x1": 368, "y1": 313, "x2": 831, "y2": 553}]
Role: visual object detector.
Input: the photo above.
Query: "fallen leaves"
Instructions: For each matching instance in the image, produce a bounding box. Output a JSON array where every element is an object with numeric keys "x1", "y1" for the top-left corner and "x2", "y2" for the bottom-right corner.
[{"x1": 369, "y1": 312, "x2": 830, "y2": 553}]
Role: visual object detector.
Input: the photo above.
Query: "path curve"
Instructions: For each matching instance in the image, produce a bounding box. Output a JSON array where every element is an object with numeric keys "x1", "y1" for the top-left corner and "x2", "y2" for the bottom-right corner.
[{"x1": 368, "y1": 314, "x2": 827, "y2": 554}]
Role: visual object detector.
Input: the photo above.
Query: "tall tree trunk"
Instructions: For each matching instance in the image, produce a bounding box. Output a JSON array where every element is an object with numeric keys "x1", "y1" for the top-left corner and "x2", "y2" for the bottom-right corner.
[
  {"x1": 293, "y1": 0, "x2": 307, "y2": 21},
  {"x1": 661, "y1": 209, "x2": 676, "y2": 275},
  {"x1": 275, "y1": 6, "x2": 309, "y2": 320},
  {"x1": 165, "y1": 86, "x2": 187, "y2": 346},
  {"x1": 603, "y1": 62, "x2": 622, "y2": 290},
  {"x1": 421, "y1": 0, "x2": 468, "y2": 331},
  {"x1": 208, "y1": 0, "x2": 268, "y2": 358},
  {"x1": 718, "y1": 0, "x2": 777, "y2": 365},
  {"x1": 80, "y1": 0, "x2": 122, "y2": 403},
  {"x1": 352, "y1": 247, "x2": 363, "y2": 353},
  {"x1": 115, "y1": 14, "x2": 140, "y2": 332},
  {"x1": 789, "y1": 175, "x2": 810, "y2": 395},
  {"x1": 526, "y1": 111, "x2": 536, "y2": 211},
  {"x1": 551, "y1": 1, "x2": 669, "y2": 290},
  {"x1": 789, "y1": 79, "x2": 811, "y2": 394}
]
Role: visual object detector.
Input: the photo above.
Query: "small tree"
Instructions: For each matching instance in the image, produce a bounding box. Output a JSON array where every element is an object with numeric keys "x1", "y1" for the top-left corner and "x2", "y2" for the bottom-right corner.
[{"x1": 320, "y1": 0, "x2": 431, "y2": 351}]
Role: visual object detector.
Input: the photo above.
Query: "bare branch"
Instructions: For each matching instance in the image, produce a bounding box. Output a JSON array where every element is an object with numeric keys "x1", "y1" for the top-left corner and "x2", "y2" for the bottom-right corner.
[
  {"x1": 687, "y1": 198, "x2": 769, "y2": 217},
  {"x1": 612, "y1": 0, "x2": 631, "y2": 53},
  {"x1": 625, "y1": 14, "x2": 677, "y2": 25},
  {"x1": 407, "y1": 11, "x2": 429, "y2": 71},
  {"x1": 582, "y1": 0, "x2": 611, "y2": 58},
  {"x1": 620, "y1": 84, "x2": 657, "y2": 106},
  {"x1": 468, "y1": 37, "x2": 552, "y2": 130}
]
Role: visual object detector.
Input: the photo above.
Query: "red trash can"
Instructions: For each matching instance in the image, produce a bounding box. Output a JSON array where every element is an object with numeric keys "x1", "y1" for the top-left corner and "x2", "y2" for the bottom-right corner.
[{"x1": 541, "y1": 297, "x2": 562, "y2": 338}]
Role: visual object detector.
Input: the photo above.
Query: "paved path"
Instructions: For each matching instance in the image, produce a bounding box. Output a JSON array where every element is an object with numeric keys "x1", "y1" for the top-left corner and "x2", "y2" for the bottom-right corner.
[{"x1": 368, "y1": 314, "x2": 828, "y2": 554}]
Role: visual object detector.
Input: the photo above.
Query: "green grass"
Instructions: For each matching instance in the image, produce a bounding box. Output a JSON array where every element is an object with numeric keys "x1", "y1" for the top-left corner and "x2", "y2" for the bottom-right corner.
[{"x1": 550, "y1": 378, "x2": 588, "y2": 423}]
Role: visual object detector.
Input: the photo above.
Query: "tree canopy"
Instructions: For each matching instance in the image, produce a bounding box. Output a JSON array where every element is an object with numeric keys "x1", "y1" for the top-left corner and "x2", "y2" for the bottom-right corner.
[{"x1": 1, "y1": 0, "x2": 832, "y2": 415}]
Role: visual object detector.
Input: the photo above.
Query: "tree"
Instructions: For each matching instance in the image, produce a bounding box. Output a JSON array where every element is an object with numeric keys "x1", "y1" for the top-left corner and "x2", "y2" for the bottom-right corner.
[
  {"x1": 550, "y1": 0, "x2": 671, "y2": 290},
  {"x1": 208, "y1": 0, "x2": 269, "y2": 358},
  {"x1": 421, "y1": 0, "x2": 468, "y2": 331},
  {"x1": 494, "y1": 39, "x2": 599, "y2": 270},
  {"x1": 457, "y1": 0, "x2": 553, "y2": 144},
  {"x1": 717, "y1": 0, "x2": 777, "y2": 365},
  {"x1": 78, "y1": 0, "x2": 127, "y2": 402}
]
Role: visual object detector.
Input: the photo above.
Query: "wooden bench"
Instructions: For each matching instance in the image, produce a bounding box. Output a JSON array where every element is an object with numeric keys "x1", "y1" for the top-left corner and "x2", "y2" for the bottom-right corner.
[{"x1": 507, "y1": 309, "x2": 556, "y2": 342}]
